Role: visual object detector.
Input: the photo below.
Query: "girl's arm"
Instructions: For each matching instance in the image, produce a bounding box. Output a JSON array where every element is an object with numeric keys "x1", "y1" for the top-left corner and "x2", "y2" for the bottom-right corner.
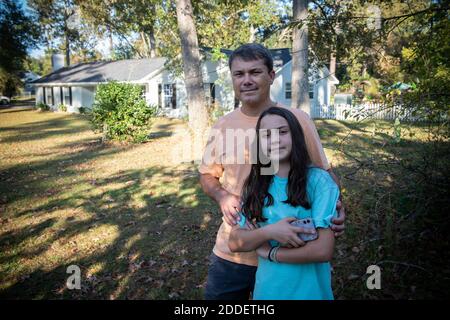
[
  {"x1": 229, "y1": 217, "x2": 315, "y2": 252},
  {"x1": 257, "y1": 228, "x2": 335, "y2": 263},
  {"x1": 229, "y1": 223, "x2": 271, "y2": 252}
]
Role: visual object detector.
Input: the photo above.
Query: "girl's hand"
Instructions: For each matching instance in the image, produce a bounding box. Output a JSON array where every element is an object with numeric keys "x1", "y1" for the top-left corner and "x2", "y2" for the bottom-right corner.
[
  {"x1": 265, "y1": 217, "x2": 313, "y2": 247},
  {"x1": 256, "y1": 242, "x2": 271, "y2": 259}
]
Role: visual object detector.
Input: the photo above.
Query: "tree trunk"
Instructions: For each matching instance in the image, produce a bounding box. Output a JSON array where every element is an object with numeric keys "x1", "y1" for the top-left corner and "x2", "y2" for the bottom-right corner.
[
  {"x1": 108, "y1": 27, "x2": 114, "y2": 59},
  {"x1": 249, "y1": 24, "x2": 256, "y2": 42},
  {"x1": 140, "y1": 32, "x2": 149, "y2": 57},
  {"x1": 175, "y1": 0, "x2": 209, "y2": 161},
  {"x1": 64, "y1": 2, "x2": 70, "y2": 66},
  {"x1": 329, "y1": 0, "x2": 340, "y2": 77},
  {"x1": 329, "y1": 52, "x2": 336, "y2": 75},
  {"x1": 64, "y1": 18, "x2": 70, "y2": 66},
  {"x1": 65, "y1": 33, "x2": 70, "y2": 66},
  {"x1": 148, "y1": 30, "x2": 156, "y2": 58},
  {"x1": 149, "y1": 7, "x2": 157, "y2": 58},
  {"x1": 291, "y1": 0, "x2": 309, "y2": 114}
]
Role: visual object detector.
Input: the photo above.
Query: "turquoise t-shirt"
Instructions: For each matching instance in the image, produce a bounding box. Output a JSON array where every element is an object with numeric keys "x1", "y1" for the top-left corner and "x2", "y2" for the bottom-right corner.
[{"x1": 238, "y1": 167, "x2": 339, "y2": 300}]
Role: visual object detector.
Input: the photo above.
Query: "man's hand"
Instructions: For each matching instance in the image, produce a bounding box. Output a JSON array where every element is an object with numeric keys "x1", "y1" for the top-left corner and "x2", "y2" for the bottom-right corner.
[
  {"x1": 217, "y1": 190, "x2": 241, "y2": 226},
  {"x1": 265, "y1": 217, "x2": 315, "y2": 248},
  {"x1": 331, "y1": 200, "x2": 346, "y2": 237}
]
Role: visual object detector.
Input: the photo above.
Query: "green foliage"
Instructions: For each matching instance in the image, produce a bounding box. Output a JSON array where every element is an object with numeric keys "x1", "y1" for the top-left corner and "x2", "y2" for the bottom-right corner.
[
  {"x1": 58, "y1": 104, "x2": 67, "y2": 112},
  {"x1": 91, "y1": 82, "x2": 157, "y2": 143},
  {"x1": 36, "y1": 102, "x2": 50, "y2": 111},
  {"x1": 78, "y1": 106, "x2": 90, "y2": 114},
  {"x1": 0, "y1": 0, "x2": 40, "y2": 96},
  {"x1": 393, "y1": 117, "x2": 401, "y2": 143}
]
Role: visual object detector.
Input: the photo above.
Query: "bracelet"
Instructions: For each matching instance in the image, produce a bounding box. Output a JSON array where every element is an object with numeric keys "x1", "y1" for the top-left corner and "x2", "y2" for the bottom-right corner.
[
  {"x1": 271, "y1": 245, "x2": 280, "y2": 263},
  {"x1": 268, "y1": 245, "x2": 280, "y2": 263},
  {"x1": 267, "y1": 246, "x2": 276, "y2": 262}
]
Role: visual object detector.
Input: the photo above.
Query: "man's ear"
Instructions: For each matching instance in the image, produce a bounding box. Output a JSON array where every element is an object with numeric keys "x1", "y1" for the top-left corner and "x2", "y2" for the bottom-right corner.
[{"x1": 269, "y1": 70, "x2": 275, "y2": 83}]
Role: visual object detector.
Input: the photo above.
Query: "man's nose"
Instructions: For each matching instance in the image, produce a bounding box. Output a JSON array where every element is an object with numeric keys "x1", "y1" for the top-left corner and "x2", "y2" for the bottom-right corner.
[{"x1": 242, "y1": 73, "x2": 253, "y2": 85}]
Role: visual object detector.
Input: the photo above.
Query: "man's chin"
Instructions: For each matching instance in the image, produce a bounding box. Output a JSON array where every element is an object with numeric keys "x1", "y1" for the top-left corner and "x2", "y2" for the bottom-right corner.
[{"x1": 240, "y1": 96, "x2": 261, "y2": 105}]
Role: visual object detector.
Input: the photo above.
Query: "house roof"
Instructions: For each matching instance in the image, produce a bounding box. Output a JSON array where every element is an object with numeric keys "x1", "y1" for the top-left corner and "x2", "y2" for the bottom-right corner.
[
  {"x1": 32, "y1": 57, "x2": 166, "y2": 84},
  {"x1": 32, "y1": 47, "x2": 338, "y2": 85}
]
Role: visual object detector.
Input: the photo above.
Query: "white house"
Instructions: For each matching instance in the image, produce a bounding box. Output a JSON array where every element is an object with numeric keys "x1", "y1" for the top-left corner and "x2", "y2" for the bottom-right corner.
[{"x1": 32, "y1": 49, "x2": 338, "y2": 117}]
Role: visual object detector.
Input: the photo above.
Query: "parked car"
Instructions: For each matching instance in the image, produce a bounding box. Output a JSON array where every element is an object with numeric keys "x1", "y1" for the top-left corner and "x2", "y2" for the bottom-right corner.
[{"x1": 0, "y1": 96, "x2": 10, "y2": 105}]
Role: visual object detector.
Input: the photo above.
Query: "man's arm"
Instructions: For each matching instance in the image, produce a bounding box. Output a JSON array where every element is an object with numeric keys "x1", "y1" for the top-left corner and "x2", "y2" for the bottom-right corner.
[
  {"x1": 327, "y1": 167, "x2": 341, "y2": 191},
  {"x1": 326, "y1": 167, "x2": 346, "y2": 236},
  {"x1": 199, "y1": 173, "x2": 241, "y2": 226}
]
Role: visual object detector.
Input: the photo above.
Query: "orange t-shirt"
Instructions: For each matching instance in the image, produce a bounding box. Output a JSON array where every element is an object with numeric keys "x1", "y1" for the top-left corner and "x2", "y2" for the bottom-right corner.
[{"x1": 198, "y1": 105, "x2": 330, "y2": 266}]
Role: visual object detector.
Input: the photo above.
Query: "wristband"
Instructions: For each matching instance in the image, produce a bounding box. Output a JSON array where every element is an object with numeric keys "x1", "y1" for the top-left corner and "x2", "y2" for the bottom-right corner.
[
  {"x1": 271, "y1": 245, "x2": 280, "y2": 263},
  {"x1": 268, "y1": 246, "x2": 276, "y2": 262}
]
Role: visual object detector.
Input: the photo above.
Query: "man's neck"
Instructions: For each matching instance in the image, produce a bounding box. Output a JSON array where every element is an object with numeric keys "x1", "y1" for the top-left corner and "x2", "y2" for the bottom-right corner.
[{"x1": 241, "y1": 99, "x2": 276, "y2": 117}]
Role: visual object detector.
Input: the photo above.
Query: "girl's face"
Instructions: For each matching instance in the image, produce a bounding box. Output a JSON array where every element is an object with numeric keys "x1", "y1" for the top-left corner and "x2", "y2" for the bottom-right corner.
[{"x1": 259, "y1": 114, "x2": 292, "y2": 164}]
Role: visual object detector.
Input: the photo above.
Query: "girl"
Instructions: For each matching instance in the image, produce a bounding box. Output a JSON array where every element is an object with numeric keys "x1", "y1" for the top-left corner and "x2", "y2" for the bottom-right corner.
[{"x1": 228, "y1": 106, "x2": 339, "y2": 300}]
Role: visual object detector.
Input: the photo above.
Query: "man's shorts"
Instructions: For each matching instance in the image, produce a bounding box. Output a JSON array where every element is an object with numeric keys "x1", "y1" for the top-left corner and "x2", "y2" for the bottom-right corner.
[{"x1": 204, "y1": 252, "x2": 257, "y2": 300}]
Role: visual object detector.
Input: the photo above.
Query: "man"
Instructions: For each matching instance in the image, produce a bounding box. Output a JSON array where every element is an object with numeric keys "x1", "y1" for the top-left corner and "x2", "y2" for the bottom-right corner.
[{"x1": 199, "y1": 43, "x2": 345, "y2": 300}]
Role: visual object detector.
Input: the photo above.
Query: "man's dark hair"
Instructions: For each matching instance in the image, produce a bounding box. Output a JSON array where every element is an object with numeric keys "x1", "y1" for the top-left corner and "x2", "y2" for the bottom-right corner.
[{"x1": 228, "y1": 43, "x2": 274, "y2": 72}]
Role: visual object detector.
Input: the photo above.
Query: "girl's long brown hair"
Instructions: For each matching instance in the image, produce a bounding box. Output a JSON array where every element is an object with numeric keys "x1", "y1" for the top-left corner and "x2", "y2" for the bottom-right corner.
[{"x1": 241, "y1": 107, "x2": 311, "y2": 222}]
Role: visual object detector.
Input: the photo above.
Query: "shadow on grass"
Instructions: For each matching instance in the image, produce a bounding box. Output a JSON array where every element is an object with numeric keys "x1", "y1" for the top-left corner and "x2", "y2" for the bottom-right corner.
[{"x1": 0, "y1": 164, "x2": 219, "y2": 299}]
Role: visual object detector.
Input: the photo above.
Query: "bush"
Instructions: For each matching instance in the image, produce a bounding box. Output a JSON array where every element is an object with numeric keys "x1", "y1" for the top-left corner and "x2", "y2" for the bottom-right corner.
[
  {"x1": 91, "y1": 82, "x2": 157, "y2": 143},
  {"x1": 58, "y1": 104, "x2": 67, "y2": 112},
  {"x1": 36, "y1": 102, "x2": 50, "y2": 111},
  {"x1": 78, "y1": 106, "x2": 90, "y2": 114}
]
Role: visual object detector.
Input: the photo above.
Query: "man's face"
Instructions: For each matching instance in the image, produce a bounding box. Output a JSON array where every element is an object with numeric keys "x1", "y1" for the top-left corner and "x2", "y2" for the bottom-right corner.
[{"x1": 230, "y1": 57, "x2": 275, "y2": 106}]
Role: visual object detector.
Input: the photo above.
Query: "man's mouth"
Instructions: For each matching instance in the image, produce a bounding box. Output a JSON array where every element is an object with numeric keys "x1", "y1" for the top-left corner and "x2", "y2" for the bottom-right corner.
[{"x1": 241, "y1": 88, "x2": 258, "y2": 93}]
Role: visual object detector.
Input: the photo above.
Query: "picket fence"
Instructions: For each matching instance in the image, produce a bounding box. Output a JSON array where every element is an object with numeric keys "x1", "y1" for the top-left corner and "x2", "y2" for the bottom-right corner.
[{"x1": 310, "y1": 103, "x2": 421, "y2": 121}]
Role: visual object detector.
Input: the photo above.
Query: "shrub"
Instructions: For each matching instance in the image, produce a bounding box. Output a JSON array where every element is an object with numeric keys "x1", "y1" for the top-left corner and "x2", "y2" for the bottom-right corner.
[
  {"x1": 78, "y1": 106, "x2": 90, "y2": 114},
  {"x1": 91, "y1": 82, "x2": 157, "y2": 143},
  {"x1": 58, "y1": 104, "x2": 67, "y2": 112},
  {"x1": 36, "y1": 102, "x2": 50, "y2": 111}
]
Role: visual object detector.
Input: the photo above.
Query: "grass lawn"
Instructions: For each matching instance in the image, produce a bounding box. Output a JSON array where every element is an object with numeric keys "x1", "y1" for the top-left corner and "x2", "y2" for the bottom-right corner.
[{"x1": 0, "y1": 107, "x2": 448, "y2": 299}]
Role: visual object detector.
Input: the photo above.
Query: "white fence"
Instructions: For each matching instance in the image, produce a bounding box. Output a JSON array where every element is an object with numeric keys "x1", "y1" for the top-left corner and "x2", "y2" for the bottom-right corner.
[{"x1": 311, "y1": 103, "x2": 420, "y2": 121}]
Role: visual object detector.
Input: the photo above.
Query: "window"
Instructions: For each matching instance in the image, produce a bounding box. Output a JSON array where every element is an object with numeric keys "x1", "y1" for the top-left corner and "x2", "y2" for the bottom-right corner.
[
  {"x1": 285, "y1": 82, "x2": 292, "y2": 99},
  {"x1": 63, "y1": 87, "x2": 72, "y2": 105},
  {"x1": 140, "y1": 85, "x2": 147, "y2": 100},
  {"x1": 46, "y1": 87, "x2": 53, "y2": 105},
  {"x1": 61, "y1": 87, "x2": 72, "y2": 106},
  {"x1": 286, "y1": 82, "x2": 314, "y2": 99},
  {"x1": 158, "y1": 84, "x2": 162, "y2": 107},
  {"x1": 309, "y1": 83, "x2": 314, "y2": 99},
  {"x1": 163, "y1": 84, "x2": 176, "y2": 109},
  {"x1": 204, "y1": 83, "x2": 216, "y2": 106}
]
